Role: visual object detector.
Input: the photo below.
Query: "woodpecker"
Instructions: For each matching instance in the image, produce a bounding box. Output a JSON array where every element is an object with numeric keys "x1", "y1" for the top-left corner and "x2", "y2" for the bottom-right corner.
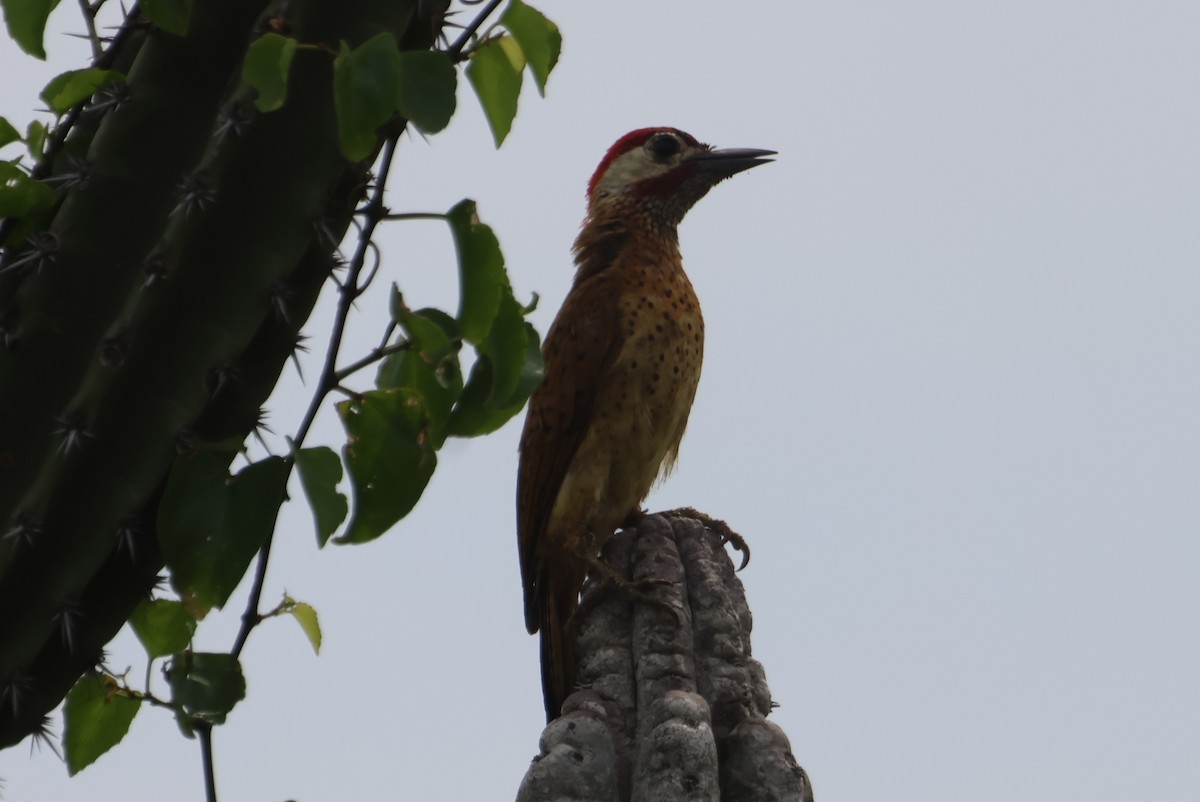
[{"x1": 517, "y1": 127, "x2": 774, "y2": 721}]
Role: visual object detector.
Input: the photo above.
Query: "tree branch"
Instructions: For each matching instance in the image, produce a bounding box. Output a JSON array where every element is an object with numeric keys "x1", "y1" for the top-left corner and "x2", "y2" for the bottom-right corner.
[
  {"x1": 230, "y1": 133, "x2": 404, "y2": 659},
  {"x1": 446, "y1": 0, "x2": 505, "y2": 60},
  {"x1": 333, "y1": 340, "x2": 413, "y2": 383},
  {"x1": 198, "y1": 724, "x2": 218, "y2": 802}
]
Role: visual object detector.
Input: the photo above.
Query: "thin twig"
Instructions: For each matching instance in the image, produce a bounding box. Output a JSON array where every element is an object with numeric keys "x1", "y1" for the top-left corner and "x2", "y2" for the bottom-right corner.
[
  {"x1": 356, "y1": 239, "x2": 384, "y2": 294},
  {"x1": 333, "y1": 341, "x2": 412, "y2": 383},
  {"x1": 230, "y1": 135, "x2": 405, "y2": 659},
  {"x1": 122, "y1": 685, "x2": 176, "y2": 711},
  {"x1": 377, "y1": 319, "x2": 398, "y2": 350},
  {"x1": 198, "y1": 724, "x2": 218, "y2": 802},
  {"x1": 380, "y1": 212, "x2": 447, "y2": 221},
  {"x1": 446, "y1": 0, "x2": 505, "y2": 60}
]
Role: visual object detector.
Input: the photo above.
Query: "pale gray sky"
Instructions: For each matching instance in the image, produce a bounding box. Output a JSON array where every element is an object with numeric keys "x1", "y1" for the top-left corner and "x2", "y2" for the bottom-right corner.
[{"x1": 2, "y1": 1, "x2": 1198, "y2": 800}]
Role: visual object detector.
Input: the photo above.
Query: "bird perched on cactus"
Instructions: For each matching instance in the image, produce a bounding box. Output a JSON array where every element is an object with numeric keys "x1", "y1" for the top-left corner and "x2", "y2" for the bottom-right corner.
[{"x1": 517, "y1": 127, "x2": 774, "y2": 721}]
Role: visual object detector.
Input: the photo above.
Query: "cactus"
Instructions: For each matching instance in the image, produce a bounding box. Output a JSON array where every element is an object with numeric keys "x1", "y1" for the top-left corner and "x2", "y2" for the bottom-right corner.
[
  {"x1": 516, "y1": 512, "x2": 814, "y2": 802},
  {"x1": 0, "y1": 0, "x2": 461, "y2": 747}
]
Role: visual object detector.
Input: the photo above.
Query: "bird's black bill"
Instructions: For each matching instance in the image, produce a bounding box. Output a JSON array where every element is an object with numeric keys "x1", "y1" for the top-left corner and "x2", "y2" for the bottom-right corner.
[{"x1": 690, "y1": 147, "x2": 777, "y2": 178}]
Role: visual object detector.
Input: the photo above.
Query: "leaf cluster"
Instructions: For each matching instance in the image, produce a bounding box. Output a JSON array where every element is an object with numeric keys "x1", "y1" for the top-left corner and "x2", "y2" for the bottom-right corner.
[{"x1": 0, "y1": 0, "x2": 561, "y2": 782}]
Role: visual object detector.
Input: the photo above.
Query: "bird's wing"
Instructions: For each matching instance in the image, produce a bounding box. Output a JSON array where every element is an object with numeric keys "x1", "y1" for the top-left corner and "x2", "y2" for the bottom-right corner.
[{"x1": 517, "y1": 270, "x2": 625, "y2": 634}]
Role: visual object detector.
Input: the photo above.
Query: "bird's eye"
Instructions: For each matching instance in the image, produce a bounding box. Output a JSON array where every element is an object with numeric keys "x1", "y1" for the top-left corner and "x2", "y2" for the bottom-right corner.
[{"x1": 650, "y1": 134, "x2": 681, "y2": 159}]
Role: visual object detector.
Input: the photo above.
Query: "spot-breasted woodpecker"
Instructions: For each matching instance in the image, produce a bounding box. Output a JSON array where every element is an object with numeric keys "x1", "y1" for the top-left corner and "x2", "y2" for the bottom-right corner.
[{"x1": 517, "y1": 128, "x2": 774, "y2": 721}]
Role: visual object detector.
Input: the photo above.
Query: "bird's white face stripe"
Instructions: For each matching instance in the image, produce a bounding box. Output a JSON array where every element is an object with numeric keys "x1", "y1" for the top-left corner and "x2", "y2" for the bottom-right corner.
[
  {"x1": 591, "y1": 135, "x2": 693, "y2": 200},
  {"x1": 593, "y1": 150, "x2": 662, "y2": 199}
]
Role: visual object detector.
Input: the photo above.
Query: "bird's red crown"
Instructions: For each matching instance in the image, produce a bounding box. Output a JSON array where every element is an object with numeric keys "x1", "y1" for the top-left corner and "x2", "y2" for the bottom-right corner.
[{"x1": 587, "y1": 127, "x2": 703, "y2": 198}]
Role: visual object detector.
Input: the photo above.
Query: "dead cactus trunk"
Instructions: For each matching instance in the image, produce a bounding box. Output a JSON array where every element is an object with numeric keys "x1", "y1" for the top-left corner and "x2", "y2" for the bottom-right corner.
[{"x1": 516, "y1": 511, "x2": 813, "y2": 802}]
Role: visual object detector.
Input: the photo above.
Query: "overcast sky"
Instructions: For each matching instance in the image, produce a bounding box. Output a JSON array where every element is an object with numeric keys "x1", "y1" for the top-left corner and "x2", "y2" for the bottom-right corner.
[{"x1": 2, "y1": 1, "x2": 1199, "y2": 800}]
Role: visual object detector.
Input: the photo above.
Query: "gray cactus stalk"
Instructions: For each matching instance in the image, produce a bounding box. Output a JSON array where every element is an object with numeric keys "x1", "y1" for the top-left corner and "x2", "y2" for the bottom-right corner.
[{"x1": 516, "y1": 512, "x2": 813, "y2": 802}]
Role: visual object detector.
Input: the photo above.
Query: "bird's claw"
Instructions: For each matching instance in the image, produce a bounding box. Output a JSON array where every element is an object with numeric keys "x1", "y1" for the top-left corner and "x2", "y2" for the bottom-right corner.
[
  {"x1": 581, "y1": 555, "x2": 686, "y2": 627},
  {"x1": 666, "y1": 507, "x2": 750, "y2": 571}
]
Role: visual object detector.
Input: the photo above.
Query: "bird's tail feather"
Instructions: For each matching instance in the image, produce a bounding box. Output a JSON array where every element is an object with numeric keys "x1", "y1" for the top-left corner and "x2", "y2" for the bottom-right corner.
[{"x1": 539, "y1": 573, "x2": 581, "y2": 722}]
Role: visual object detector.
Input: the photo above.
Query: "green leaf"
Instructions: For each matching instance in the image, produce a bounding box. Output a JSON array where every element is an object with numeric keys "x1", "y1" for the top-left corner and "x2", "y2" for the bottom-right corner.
[
  {"x1": 480, "y1": 287, "x2": 529, "y2": 406},
  {"x1": 0, "y1": 170, "x2": 54, "y2": 218},
  {"x1": 445, "y1": 358, "x2": 499, "y2": 437},
  {"x1": 447, "y1": 320, "x2": 543, "y2": 436},
  {"x1": 378, "y1": 298, "x2": 464, "y2": 447},
  {"x1": 294, "y1": 445, "x2": 348, "y2": 548},
  {"x1": 500, "y1": 0, "x2": 561, "y2": 96},
  {"x1": 167, "y1": 652, "x2": 246, "y2": 726},
  {"x1": 287, "y1": 601, "x2": 322, "y2": 654},
  {"x1": 333, "y1": 33, "x2": 402, "y2": 162},
  {"x1": 395, "y1": 50, "x2": 456, "y2": 134},
  {"x1": 63, "y1": 674, "x2": 140, "y2": 775},
  {"x1": 141, "y1": 0, "x2": 192, "y2": 36},
  {"x1": 447, "y1": 200, "x2": 505, "y2": 344},
  {"x1": 410, "y1": 306, "x2": 462, "y2": 342},
  {"x1": 25, "y1": 119, "x2": 46, "y2": 160},
  {"x1": 158, "y1": 453, "x2": 289, "y2": 617},
  {"x1": 1, "y1": 0, "x2": 59, "y2": 59},
  {"x1": 129, "y1": 598, "x2": 197, "y2": 658},
  {"x1": 39, "y1": 69, "x2": 124, "y2": 115},
  {"x1": 466, "y1": 36, "x2": 523, "y2": 147},
  {"x1": 391, "y1": 287, "x2": 458, "y2": 360},
  {"x1": 336, "y1": 388, "x2": 437, "y2": 544},
  {"x1": 376, "y1": 347, "x2": 463, "y2": 450},
  {"x1": 0, "y1": 117, "x2": 20, "y2": 149},
  {"x1": 243, "y1": 33, "x2": 297, "y2": 112},
  {"x1": 512, "y1": 323, "x2": 546, "y2": 404},
  {"x1": 0, "y1": 164, "x2": 54, "y2": 247}
]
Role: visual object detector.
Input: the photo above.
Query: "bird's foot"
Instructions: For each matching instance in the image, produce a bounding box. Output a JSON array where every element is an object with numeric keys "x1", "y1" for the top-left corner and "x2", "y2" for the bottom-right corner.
[
  {"x1": 666, "y1": 507, "x2": 750, "y2": 570},
  {"x1": 576, "y1": 553, "x2": 684, "y2": 627},
  {"x1": 620, "y1": 507, "x2": 649, "y2": 530}
]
